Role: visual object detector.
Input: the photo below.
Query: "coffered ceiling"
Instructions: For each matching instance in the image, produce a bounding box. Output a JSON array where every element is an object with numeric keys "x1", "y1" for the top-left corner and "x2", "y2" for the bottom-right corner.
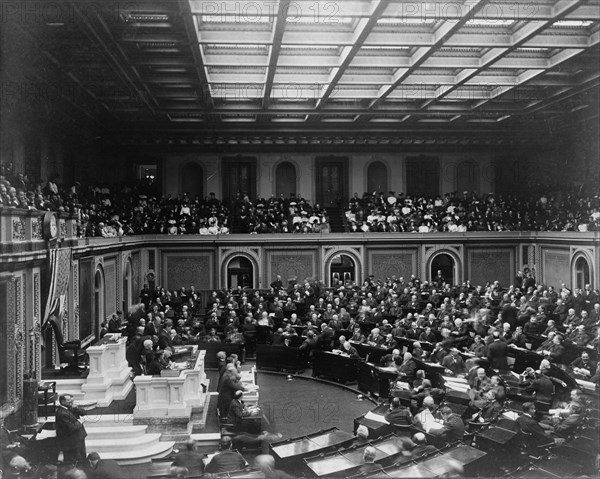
[{"x1": 8, "y1": 0, "x2": 600, "y2": 144}]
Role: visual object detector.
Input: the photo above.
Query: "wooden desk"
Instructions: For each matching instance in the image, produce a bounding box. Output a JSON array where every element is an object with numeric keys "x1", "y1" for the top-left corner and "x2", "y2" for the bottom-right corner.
[
  {"x1": 350, "y1": 342, "x2": 393, "y2": 365},
  {"x1": 357, "y1": 362, "x2": 398, "y2": 399},
  {"x1": 313, "y1": 351, "x2": 358, "y2": 383},
  {"x1": 385, "y1": 463, "x2": 438, "y2": 478},
  {"x1": 256, "y1": 345, "x2": 307, "y2": 373},
  {"x1": 305, "y1": 453, "x2": 357, "y2": 477},
  {"x1": 271, "y1": 428, "x2": 354, "y2": 462}
]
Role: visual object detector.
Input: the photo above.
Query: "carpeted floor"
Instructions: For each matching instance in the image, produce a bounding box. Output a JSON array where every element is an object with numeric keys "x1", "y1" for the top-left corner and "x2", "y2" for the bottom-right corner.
[{"x1": 257, "y1": 372, "x2": 375, "y2": 440}]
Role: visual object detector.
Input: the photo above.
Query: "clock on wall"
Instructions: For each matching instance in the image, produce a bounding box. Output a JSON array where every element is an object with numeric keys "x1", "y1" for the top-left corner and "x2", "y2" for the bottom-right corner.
[{"x1": 43, "y1": 211, "x2": 58, "y2": 240}]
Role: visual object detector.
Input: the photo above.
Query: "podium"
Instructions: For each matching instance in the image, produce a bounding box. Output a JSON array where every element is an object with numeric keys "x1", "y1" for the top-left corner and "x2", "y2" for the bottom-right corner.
[{"x1": 81, "y1": 334, "x2": 133, "y2": 407}]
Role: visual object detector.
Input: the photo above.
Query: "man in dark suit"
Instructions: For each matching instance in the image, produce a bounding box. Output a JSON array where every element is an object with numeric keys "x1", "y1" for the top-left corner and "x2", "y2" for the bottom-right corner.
[
  {"x1": 56, "y1": 394, "x2": 87, "y2": 465},
  {"x1": 487, "y1": 332, "x2": 509, "y2": 371},
  {"x1": 441, "y1": 348, "x2": 466, "y2": 376},
  {"x1": 523, "y1": 369, "x2": 554, "y2": 403},
  {"x1": 570, "y1": 351, "x2": 597, "y2": 378},
  {"x1": 437, "y1": 406, "x2": 465, "y2": 442},
  {"x1": 204, "y1": 437, "x2": 246, "y2": 474},
  {"x1": 86, "y1": 452, "x2": 124, "y2": 479},
  {"x1": 170, "y1": 439, "x2": 204, "y2": 477},
  {"x1": 517, "y1": 402, "x2": 553, "y2": 442},
  {"x1": 471, "y1": 390, "x2": 502, "y2": 422},
  {"x1": 384, "y1": 397, "x2": 413, "y2": 427}
]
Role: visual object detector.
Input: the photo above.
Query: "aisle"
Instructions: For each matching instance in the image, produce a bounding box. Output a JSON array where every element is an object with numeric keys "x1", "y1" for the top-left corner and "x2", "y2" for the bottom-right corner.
[{"x1": 257, "y1": 372, "x2": 374, "y2": 440}]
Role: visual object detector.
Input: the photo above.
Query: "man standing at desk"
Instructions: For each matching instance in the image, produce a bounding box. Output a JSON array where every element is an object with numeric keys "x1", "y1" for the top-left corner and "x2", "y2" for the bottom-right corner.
[
  {"x1": 56, "y1": 394, "x2": 87, "y2": 465},
  {"x1": 487, "y1": 332, "x2": 509, "y2": 371}
]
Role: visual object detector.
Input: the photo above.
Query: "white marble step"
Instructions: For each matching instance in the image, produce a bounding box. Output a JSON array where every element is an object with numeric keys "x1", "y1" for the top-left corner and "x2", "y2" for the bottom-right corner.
[
  {"x1": 43, "y1": 414, "x2": 171, "y2": 465},
  {"x1": 100, "y1": 440, "x2": 174, "y2": 466},
  {"x1": 44, "y1": 414, "x2": 133, "y2": 426},
  {"x1": 86, "y1": 433, "x2": 165, "y2": 453},
  {"x1": 83, "y1": 424, "x2": 148, "y2": 440},
  {"x1": 52, "y1": 379, "x2": 86, "y2": 401},
  {"x1": 190, "y1": 432, "x2": 221, "y2": 447},
  {"x1": 81, "y1": 414, "x2": 134, "y2": 427}
]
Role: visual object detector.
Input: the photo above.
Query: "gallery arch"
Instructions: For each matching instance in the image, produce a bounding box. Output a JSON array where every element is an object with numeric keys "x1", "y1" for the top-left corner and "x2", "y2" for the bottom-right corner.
[
  {"x1": 430, "y1": 253, "x2": 457, "y2": 285},
  {"x1": 226, "y1": 256, "x2": 255, "y2": 289},
  {"x1": 275, "y1": 161, "x2": 297, "y2": 198},
  {"x1": 366, "y1": 161, "x2": 388, "y2": 194},
  {"x1": 573, "y1": 254, "x2": 592, "y2": 290},
  {"x1": 329, "y1": 254, "x2": 357, "y2": 287},
  {"x1": 181, "y1": 162, "x2": 204, "y2": 199}
]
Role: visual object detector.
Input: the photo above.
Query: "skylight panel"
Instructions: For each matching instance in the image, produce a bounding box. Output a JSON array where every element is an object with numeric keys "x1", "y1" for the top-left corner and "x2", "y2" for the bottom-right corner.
[
  {"x1": 361, "y1": 46, "x2": 410, "y2": 50},
  {"x1": 465, "y1": 19, "x2": 514, "y2": 26},
  {"x1": 281, "y1": 44, "x2": 338, "y2": 50},
  {"x1": 552, "y1": 20, "x2": 594, "y2": 27},
  {"x1": 377, "y1": 18, "x2": 436, "y2": 25},
  {"x1": 201, "y1": 15, "x2": 270, "y2": 23},
  {"x1": 286, "y1": 16, "x2": 353, "y2": 24}
]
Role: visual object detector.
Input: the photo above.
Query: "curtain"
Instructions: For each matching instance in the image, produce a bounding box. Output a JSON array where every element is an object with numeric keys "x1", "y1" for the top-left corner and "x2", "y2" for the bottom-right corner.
[{"x1": 42, "y1": 247, "x2": 72, "y2": 329}]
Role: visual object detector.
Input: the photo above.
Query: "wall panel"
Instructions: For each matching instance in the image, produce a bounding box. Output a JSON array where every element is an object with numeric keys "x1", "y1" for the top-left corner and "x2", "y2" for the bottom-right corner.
[
  {"x1": 266, "y1": 250, "x2": 317, "y2": 284},
  {"x1": 163, "y1": 252, "x2": 213, "y2": 290},
  {"x1": 468, "y1": 248, "x2": 514, "y2": 287},
  {"x1": 368, "y1": 249, "x2": 418, "y2": 280},
  {"x1": 104, "y1": 258, "x2": 117, "y2": 318},
  {"x1": 542, "y1": 249, "x2": 571, "y2": 289}
]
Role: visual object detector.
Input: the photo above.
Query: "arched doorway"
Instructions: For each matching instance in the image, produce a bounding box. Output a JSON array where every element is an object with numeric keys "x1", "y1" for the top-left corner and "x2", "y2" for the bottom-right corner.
[
  {"x1": 227, "y1": 256, "x2": 254, "y2": 289},
  {"x1": 574, "y1": 256, "x2": 591, "y2": 290},
  {"x1": 94, "y1": 269, "x2": 105, "y2": 338},
  {"x1": 330, "y1": 254, "x2": 356, "y2": 287},
  {"x1": 456, "y1": 161, "x2": 479, "y2": 194},
  {"x1": 367, "y1": 161, "x2": 388, "y2": 194},
  {"x1": 123, "y1": 260, "x2": 133, "y2": 312},
  {"x1": 431, "y1": 254, "x2": 455, "y2": 285},
  {"x1": 275, "y1": 162, "x2": 297, "y2": 198},
  {"x1": 181, "y1": 162, "x2": 204, "y2": 199}
]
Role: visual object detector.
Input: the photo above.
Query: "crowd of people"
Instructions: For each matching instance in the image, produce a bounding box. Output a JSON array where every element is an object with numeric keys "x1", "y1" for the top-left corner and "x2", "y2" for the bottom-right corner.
[
  {"x1": 345, "y1": 189, "x2": 600, "y2": 233},
  {"x1": 229, "y1": 193, "x2": 330, "y2": 234},
  {"x1": 115, "y1": 270, "x2": 600, "y2": 387},
  {"x1": 2, "y1": 162, "x2": 599, "y2": 237},
  {"x1": 112, "y1": 269, "x2": 600, "y2": 475}
]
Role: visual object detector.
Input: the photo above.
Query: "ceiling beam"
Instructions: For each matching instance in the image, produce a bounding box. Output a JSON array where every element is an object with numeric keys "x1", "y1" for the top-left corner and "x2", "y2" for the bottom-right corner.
[
  {"x1": 420, "y1": 0, "x2": 589, "y2": 109},
  {"x1": 262, "y1": 0, "x2": 290, "y2": 111},
  {"x1": 473, "y1": 34, "x2": 600, "y2": 109},
  {"x1": 13, "y1": 23, "x2": 113, "y2": 128},
  {"x1": 312, "y1": 0, "x2": 387, "y2": 111},
  {"x1": 179, "y1": 0, "x2": 214, "y2": 109},
  {"x1": 523, "y1": 71, "x2": 600, "y2": 114},
  {"x1": 71, "y1": 2, "x2": 159, "y2": 116},
  {"x1": 362, "y1": 0, "x2": 491, "y2": 118}
]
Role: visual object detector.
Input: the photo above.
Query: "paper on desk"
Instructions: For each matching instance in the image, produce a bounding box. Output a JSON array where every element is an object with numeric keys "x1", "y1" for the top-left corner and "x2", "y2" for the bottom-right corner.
[
  {"x1": 445, "y1": 382, "x2": 470, "y2": 393},
  {"x1": 502, "y1": 411, "x2": 519, "y2": 421},
  {"x1": 424, "y1": 421, "x2": 444, "y2": 432},
  {"x1": 443, "y1": 376, "x2": 467, "y2": 384},
  {"x1": 35, "y1": 429, "x2": 57, "y2": 440},
  {"x1": 395, "y1": 381, "x2": 410, "y2": 390},
  {"x1": 364, "y1": 411, "x2": 389, "y2": 424},
  {"x1": 575, "y1": 379, "x2": 595, "y2": 391}
]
